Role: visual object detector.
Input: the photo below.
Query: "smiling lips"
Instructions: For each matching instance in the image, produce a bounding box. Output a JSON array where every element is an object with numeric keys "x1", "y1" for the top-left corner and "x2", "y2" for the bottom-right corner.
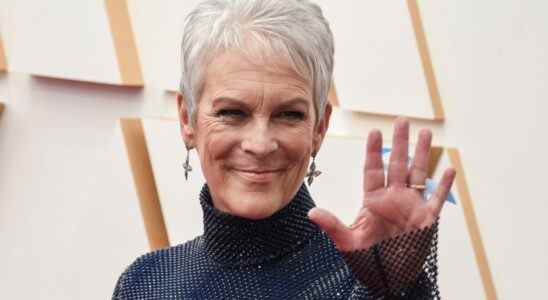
[{"x1": 233, "y1": 168, "x2": 284, "y2": 183}]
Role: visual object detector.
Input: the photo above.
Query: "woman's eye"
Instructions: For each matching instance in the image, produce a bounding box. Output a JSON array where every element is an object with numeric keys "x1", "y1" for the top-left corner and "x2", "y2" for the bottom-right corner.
[
  {"x1": 277, "y1": 111, "x2": 305, "y2": 120},
  {"x1": 216, "y1": 109, "x2": 246, "y2": 119}
]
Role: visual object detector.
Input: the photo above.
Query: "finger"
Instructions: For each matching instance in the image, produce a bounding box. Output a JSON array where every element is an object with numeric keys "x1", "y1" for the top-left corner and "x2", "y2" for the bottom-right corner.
[
  {"x1": 429, "y1": 168, "x2": 457, "y2": 216},
  {"x1": 364, "y1": 130, "x2": 385, "y2": 193},
  {"x1": 308, "y1": 207, "x2": 354, "y2": 250},
  {"x1": 387, "y1": 117, "x2": 410, "y2": 187},
  {"x1": 409, "y1": 129, "x2": 432, "y2": 186}
]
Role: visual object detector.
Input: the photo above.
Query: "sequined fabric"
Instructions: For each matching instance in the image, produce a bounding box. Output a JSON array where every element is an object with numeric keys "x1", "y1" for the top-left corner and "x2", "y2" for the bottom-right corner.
[
  {"x1": 113, "y1": 184, "x2": 440, "y2": 299},
  {"x1": 342, "y1": 221, "x2": 440, "y2": 299}
]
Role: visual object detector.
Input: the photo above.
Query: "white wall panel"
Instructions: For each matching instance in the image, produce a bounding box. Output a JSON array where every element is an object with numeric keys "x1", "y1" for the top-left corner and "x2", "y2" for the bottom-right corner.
[
  {"x1": 0, "y1": 0, "x2": 121, "y2": 84},
  {"x1": 315, "y1": 0, "x2": 435, "y2": 119},
  {"x1": 420, "y1": 1, "x2": 548, "y2": 298},
  {"x1": 128, "y1": 0, "x2": 204, "y2": 91},
  {"x1": 0, "y1": 74, "x2": 170, "y2": 299}
]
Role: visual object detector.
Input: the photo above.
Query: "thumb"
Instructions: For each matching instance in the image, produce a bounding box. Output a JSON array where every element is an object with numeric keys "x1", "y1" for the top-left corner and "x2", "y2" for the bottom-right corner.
[{"x1": 308, "y1": 207, "x2": 353, "y2": 251}]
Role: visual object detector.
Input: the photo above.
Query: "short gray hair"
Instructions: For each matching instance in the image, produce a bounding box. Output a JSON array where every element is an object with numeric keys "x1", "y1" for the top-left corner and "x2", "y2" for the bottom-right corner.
[{"x1": 179, "y1": 0, "x2": 334, "y2": 123}]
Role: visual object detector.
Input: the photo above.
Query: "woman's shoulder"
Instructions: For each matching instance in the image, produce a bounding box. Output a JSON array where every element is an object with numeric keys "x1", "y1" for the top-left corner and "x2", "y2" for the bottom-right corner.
[
  {"x1": 112, "y1": 236, "x2": 204, "y2": 299},
  {"x1": 136, "y1": 236, "x2": 202, "y2": 265}
]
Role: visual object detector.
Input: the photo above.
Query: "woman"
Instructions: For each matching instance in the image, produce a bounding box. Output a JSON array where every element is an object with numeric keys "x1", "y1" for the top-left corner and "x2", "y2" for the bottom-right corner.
[{"x1": 113, "y1": 0, "x2": 456, "y2": 299}]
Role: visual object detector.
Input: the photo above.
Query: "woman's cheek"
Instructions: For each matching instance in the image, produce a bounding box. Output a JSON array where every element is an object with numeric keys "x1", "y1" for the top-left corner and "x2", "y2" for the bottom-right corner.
[
  {"x1": 194, "y1": 131, "x2": 236, "y2": 183},
  {"x1": 203, "y1": 131, "x2": 239, "y2": 163},
  {"x1": 196, "y1": 116, "x2": 235, "y2": 156},
  {"x1": 278, "y1": 125, "x2": 314, "y2": 157}
]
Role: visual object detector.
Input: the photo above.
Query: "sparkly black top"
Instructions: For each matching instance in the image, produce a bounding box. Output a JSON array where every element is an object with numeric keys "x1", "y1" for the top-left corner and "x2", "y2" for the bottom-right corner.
[{"x1": 112, "y1": 184, "x2": 440, "y2": 299}]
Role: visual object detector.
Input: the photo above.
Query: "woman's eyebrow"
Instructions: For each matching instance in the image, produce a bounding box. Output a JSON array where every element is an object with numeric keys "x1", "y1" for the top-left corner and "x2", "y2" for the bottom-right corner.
[
  {"x1": 277, "y1": 97, "x2": 311, "y2": 111},
  {"x1": 211, "y1": 97, "x2": 246, "y2": 108},
  {"x1": 282, "y1": 97, "x2": 309, "y2": 106},
  {"x1": 211, "y1": 97, "x2": 310, "y2": 108}
]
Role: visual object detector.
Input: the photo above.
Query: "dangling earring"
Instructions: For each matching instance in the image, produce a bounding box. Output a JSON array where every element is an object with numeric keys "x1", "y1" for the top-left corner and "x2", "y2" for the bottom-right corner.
[
  {"x1": 183, "y1": 145, "x2": 193, "y2": 180},
  {"x1": 306, "y1": 154, "x2": 322, "y2": 186}
]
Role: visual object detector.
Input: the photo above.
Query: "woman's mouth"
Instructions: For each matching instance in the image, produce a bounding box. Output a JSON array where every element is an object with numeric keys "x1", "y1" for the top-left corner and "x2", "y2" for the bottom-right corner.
[{"x1": 232, "y1": 168, "x2": 284, "y2": 183}]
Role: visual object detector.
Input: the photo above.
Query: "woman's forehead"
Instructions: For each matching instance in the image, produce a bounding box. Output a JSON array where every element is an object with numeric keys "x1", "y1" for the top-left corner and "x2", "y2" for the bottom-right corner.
[
  {"x1": 207, "y1": 48, "x2": 309, "y2": 81},
  {"x1": 203, "y1": 50, "x2": 312, "y2": 95}
]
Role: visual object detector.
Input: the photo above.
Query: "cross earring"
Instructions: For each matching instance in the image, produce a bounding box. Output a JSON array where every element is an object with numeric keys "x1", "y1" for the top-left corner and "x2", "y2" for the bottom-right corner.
[
  {"x1": 183, "y1": 146, "x2": 193, "y2": 180},
  {"x1": 306, "y1": 154, "x2": 322, "y2": 186}
]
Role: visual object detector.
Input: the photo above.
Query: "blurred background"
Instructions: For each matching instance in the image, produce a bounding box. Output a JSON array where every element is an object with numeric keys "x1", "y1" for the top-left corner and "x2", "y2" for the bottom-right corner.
[{"x1": 0, "y1": 0, "x2": 546, "y2": 299}]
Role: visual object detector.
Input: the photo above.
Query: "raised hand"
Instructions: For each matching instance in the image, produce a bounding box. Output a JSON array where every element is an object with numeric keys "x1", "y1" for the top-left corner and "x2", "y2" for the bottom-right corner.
[{"x1": 308, "y1": 117, "x2": 456, "y2": 252}]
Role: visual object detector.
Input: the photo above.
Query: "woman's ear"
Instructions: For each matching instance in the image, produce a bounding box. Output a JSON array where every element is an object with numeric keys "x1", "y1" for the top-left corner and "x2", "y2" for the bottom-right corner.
[
  {"x1": 312, "y1": 102, "x2": 332, "y2": 154},
  {"x1": 176, "y1": 93, "x2": 196, "y2": 148}
]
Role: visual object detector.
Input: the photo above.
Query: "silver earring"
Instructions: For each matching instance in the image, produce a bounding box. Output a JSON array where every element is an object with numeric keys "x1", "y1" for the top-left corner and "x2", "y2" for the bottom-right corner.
[
  {"x1": 306, "y1": 154, "x2": 322, "y2": 186},
  {"x1": 183, "y1": 146, "x2": 193, "y2": 180}
]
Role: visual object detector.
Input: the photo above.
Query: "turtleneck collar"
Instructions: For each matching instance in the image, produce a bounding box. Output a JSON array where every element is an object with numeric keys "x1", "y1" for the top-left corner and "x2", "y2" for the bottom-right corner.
[{"x1": 200, "y1": 184, "x2": 320, "y2": 267}]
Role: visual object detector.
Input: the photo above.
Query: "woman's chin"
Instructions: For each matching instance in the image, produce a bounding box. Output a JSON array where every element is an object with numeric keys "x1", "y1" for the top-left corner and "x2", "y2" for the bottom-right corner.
[
  {"x1": 210, "y1": 177, "x2": 299, "y2": 220},
  {"x1": 226, "y1": 195, "x2": 284, "y2": 220}
]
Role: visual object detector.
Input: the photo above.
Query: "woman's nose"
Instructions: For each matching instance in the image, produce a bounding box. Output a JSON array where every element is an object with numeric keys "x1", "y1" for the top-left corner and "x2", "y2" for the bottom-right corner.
[{"x1": 240, "y1": 122, "x2": 279, "y2": 156}]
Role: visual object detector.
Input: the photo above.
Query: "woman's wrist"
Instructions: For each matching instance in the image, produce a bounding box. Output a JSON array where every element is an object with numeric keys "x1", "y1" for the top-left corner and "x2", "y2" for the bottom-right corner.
[{"x1": 341, "y1": 219, "x2": 440, "y2": 297}]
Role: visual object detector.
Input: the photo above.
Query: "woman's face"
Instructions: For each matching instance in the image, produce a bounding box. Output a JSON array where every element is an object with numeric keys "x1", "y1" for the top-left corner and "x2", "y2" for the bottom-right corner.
[{"x1": 178, "y1": 50, "x2": 331, "y2": 220}]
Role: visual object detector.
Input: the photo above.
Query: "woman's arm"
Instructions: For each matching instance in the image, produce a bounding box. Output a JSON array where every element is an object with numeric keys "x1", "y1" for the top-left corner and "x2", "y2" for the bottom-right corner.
[{"x1": 343, "y1": 220, "x2": 440, "y2": 299}]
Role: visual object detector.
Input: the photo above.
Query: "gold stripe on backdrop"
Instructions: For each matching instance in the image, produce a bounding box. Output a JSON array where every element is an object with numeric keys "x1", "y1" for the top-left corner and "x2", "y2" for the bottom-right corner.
[
  {"x1": 120, "y1": 118, "x2": 170, "y2": 250},
  {"x1": 105, "y1": 0, "x2": 144, "y2": 86},
  {"x1": 447, "y1": 148, "x2": 498, "y2": 300},
  {"x1": 407, "y1": 0, "x2": 445, "y2": 121},
  {"x1": 0, "y1": 103, "x2": 4, "y2": 116},
  {"x1": 0, "y1": 36, "x2": 7, "y2": 71}
]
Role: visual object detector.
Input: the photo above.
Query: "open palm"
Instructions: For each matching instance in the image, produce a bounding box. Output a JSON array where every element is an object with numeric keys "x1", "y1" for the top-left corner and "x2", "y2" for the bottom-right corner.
[{"x1": 309, "y1": 117, "x2": 456, "y2": 252}]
